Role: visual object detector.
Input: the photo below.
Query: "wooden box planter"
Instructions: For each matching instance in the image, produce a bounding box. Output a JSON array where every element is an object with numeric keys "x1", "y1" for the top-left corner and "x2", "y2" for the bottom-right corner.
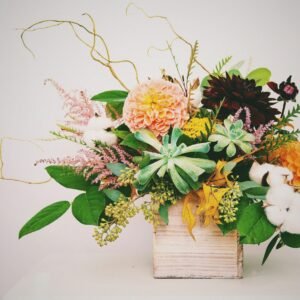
[{"x1": 153, "y1": 201, "x2": 243, "y2": 279}]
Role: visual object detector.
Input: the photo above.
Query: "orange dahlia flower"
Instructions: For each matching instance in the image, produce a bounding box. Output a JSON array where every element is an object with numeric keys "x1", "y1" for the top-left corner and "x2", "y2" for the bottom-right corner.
[
  {"x1": 270, "y1": 141, "x2": 300, "y2": 186},
  {"x1": 123, "y1": 79, "x2": 189, "y2": 137}
]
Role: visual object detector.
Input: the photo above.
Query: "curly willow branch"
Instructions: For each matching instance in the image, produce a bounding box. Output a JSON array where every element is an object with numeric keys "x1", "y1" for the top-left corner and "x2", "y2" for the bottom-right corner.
[
  {"x1": 19, "y1": 16, "x2": 140, "y2": 90},
  {"x1": 126, "y1": 3, "x2": 210, "y2": 75},
  {"x1": 0, "y1": 137, "x2": 51, "y2": 184}
]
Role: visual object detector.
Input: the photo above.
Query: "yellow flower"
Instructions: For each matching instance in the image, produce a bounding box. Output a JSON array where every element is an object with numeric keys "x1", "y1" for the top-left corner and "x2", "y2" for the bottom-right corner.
[
  {"x1": 269, "y1": 141, "x2": 300, "y2": 186},
  {"x1": 182, "y1": 117, "x2": 211, "y2": 139}
]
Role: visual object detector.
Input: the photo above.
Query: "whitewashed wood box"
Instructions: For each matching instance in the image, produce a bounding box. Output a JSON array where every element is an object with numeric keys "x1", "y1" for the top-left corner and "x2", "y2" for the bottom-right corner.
[{"x1": 153, "y1": 201, "x2": 243, "y2": 279}]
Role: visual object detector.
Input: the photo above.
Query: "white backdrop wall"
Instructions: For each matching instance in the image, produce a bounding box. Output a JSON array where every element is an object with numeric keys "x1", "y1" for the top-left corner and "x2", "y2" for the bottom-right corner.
[{"x1": 0, "y1": 0, "x2": 299, "y2": 298}]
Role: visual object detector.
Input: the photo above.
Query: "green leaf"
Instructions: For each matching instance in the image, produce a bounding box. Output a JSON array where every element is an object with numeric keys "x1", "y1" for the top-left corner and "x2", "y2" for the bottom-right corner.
[
  {"x1": 72, "y1": 191, "x2": 106, "y2": 225},
  {"x1": 228, "y1": 69, "x2": 241, "y2": 77},
  {"x1": 86, "y1": 187, "x2": 106, "y2": 222},
  {"x1": 218, "y1": 221, "x2": 237, "y2": 235},
  {"x1": 262, "y1": 234, "x2": 280, "y2": 265},
  {"x1": 239, "y1": 181, "x2": 262, "y2": 191},
  {"x1": 46, "y1": 166, "x2": 90, "y2": 191},
  {"x1": 112, "y1": 129, "x2": 130, "y2": 140},
  {"x1": 134, "y1": 129, "x2": 161, "y2": 151},
  {"x1": 103, "y1": 189, "x2": 122, "y2": 202},
  {"x1": 106, "y1": 163, "x2": 127, "y2": 176},
  {"x1": 121, "y1": 133, "x2": 149, "y2": 151},
  {"x1": 19, "y1": 201, "x2": 70, "y2": 238},
  {"x1": 237, "y1": 203, "x2": 276, "y2": 244},
  {"x1": 91, "y1": 90, "x2": 128, "y2": 102},
  {"x1": 159, "y1": 202, "x2": 171, "y2": 225},
  {"x1": 246, "y1": 68, "x2": 271, "y2": 86},
  {"x1": 133, "y1": 154, "x2": 151, "y2": 168},
  {"x1": 245, "y1": 186, "x2": 269, "y2": 200},
  {"x1": 200, "y1": 75, "x2": 211, "y2": 90},
  {"x1": 176, "y1": 166, "x2": 201, "y2": 191},
  {"x1": 223, "y1": 161, "x2": 237, "y2": 173},
  {"x1": 281, "y1": 232, "x2": 300, "y2": 248}
]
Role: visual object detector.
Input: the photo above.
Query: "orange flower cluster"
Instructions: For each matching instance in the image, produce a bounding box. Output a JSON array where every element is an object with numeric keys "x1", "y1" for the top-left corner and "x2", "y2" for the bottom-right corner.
[{"x1": 270, "y1": 141, "x2": 300, "y2": 186}]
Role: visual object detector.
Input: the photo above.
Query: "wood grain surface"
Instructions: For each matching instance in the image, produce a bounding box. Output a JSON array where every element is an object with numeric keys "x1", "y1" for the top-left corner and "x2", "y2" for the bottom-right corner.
[{"x1": 153, "y1": 201, "x2": 243, "y2": 279}]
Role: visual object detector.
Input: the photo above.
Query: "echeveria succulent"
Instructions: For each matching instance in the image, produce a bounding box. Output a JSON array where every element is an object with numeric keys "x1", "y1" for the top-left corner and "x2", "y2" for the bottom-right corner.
[
  {"x1": 209, "y1": 117, "x2": 255, "y2": 157},
  {"x1": 134, "y1": 128, "x2": 216, "y2": 194}
]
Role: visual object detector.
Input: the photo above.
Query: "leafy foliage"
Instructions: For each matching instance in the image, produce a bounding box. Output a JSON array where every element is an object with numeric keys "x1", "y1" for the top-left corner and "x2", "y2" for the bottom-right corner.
[
  {"x1": 237, "y1": 202, "x2": 276, "y2": 244},
  {"x1": 19, "y1": 201, "x2": 70, "y2": 238},
  {"x1": 212, "y1": 56, "x2": 232, "y2": 76},
  {"x1": 246, "y1": 68, "x2": 271, "y2": 86},
  {"x1": 46, "y1": 166, "x2": 92, "y2": 191},
  {"x1": 262, "y1": 104, "x2": 300, "y2": 154},
  {"x1": 72, "y1": 188, "x2": 106, "y2": 225},
  {"x1": 262, "y1": 234, "x2": 280, "y2": 265}
]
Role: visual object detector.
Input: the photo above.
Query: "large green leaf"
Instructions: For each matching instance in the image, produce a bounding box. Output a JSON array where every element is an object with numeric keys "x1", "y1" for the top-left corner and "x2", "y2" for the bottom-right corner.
[
  {"x1": 159, "y1": 202, "x2": 171, "y2": 225},
  {"x1": 228, "y1": 69, "x2": 241, "y2": 77},
  {"x1": 72, "y1": 190, "x2": 106, "y2": 225},
  {"x1": 281, "y1": 232, "x2": 300, "y2": 248},
  {"x1": 103, "y1": 189, "x2": 122, "y2": 202},
  {"x1": 262, "y1": 234, "x2": 280, "y2": 265},
  {"x1": 46, "y1": 166, "x2": 90, "y2": 191},
  {"x1": 19, "y1": 201, "x2": 70, "y2": 238},
  {"x1": 246, "y1": 68, "x2": 271, "y2": 86},
  {"x1": 91, "y1": 90, "x2": 128, "y2": 102},
  {"x1": 120, "y1": 133, "x2": 149, "y2": 151},
  {"x1": 91, "y1": 90, "x2": 128, "y2": 120},
  {"x1": 86, "y1": 187, "x2": 107, "y2": 222},
  {"x1": 244, "y1": 186, "x2": 269, "y2": 200},
  {"x1": 237, "y1": 202, "x2": 276, "y2": 244}
]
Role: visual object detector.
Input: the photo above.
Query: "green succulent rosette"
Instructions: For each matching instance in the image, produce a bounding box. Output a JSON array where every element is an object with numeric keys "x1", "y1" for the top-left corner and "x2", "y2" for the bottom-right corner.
[
  {"x1": 134, "y1": 127, "x2": 216, "y2": 194},
  {"x1": 209, "y1": 117, "x2": 255, "y2": 157}
]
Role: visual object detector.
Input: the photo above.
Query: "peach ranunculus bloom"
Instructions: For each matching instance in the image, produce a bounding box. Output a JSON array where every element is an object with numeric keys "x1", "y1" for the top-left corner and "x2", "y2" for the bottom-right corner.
[{"x1": 123, "y1": 79, "x2": 189, "y2": 137}]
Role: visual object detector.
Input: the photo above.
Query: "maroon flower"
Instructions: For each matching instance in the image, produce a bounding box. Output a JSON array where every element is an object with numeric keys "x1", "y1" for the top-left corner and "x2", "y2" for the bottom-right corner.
[
  {"x1": 202, "y1": 74, "x2": 280, "y2": 127},
  {"x1": 267, "y1": 76, "x2": 298, "y2": 101}
]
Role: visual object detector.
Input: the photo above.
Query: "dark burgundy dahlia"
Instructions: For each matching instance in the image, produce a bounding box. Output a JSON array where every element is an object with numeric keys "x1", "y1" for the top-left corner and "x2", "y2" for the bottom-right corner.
[{"x1": 202, "y1": 73, "x2": 280, "y2": 127}]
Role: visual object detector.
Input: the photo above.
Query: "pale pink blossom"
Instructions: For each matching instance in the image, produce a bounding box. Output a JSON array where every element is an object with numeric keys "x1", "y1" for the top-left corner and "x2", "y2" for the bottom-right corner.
[
  {"x1": 35, "y1": 145, "x2": 134, "y2": 190},
  {"x1": 123, "y1": 79, "x2": 189, "y2": 137}
]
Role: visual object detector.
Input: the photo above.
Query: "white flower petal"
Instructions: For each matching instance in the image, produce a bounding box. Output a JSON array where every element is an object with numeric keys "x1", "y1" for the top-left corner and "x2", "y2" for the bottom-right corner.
[
  {"x1": 266, "y1": 185, "x2": 294, "y2": 208},
  {"x1": 266, "y1": 166, "x2": 294, "y2": 186},
  {"x1": 249, "y1": 162, "x2": 274, "y2": 185},
  {"x1": 265, "y1": 206, "x2": 288, "y2": 227},
  {"x1": 281, "y1": 199, "x2": 300, "y2": 234},
  {"x1": 83, "y1": 129, "x2": 117, "y2": 146},
  {"x1": 86, "y1": 116, "x2": 114, "y2": 130}
]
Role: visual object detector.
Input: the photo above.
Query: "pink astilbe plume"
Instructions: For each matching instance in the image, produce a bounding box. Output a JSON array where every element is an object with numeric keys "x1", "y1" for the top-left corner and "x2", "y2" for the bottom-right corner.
[
  {"x1": 35, "y1": 145, "x2": 134, "y2": 190},
  {"x1": 45, "y1": 79, "x2": 104, "y2": 127},
  {"x1": 233, "y1": 107, "x2": 274, "y2": 144}
]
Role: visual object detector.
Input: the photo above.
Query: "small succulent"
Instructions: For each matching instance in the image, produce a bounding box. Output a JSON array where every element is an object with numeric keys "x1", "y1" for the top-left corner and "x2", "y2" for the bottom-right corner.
[
  {"x1": 209, "y1": 117, "x2": 255, "y2": 157},
  {"x1": 134, "y1": 128, "x2": 216, "y2": 194}
]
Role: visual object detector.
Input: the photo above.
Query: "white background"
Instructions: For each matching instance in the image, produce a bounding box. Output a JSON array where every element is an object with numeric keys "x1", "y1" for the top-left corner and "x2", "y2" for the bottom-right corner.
[{"x1": 0, "y1": 0, "x2": 300, "y2": 299}]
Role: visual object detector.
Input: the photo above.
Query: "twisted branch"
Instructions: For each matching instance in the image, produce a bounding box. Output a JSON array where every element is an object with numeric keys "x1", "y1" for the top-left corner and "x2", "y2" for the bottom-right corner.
[
  {"x1": 126, "y1": 3, "x2": 210, "y2": 75},
  {"x1": 19, "y1": 15, "x2": 140, "y2": 90},
  {"x1": 0, "y1": 137, "x2": 51, "y2": 184}
]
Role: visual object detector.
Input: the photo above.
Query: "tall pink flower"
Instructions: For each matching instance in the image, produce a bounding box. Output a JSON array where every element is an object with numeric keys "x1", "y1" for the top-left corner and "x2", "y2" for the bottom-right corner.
[{"x1": 123, "y1": 79, "x2": 189, "y2": 137}]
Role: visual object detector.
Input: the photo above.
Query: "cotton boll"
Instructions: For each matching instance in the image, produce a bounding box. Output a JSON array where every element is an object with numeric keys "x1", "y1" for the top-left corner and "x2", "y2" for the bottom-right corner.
[
  {"x1": 83, "y1": 129, "x2": 117, "y2": 147},
  {"x1": 87, "y1": 116, "x2": 114, "y2": 130},
  {"x1": 281, "y1": 198, "x2": 300, "y2": 234},
  {"x1": 249, "y1": 162, "x2": 274, "y2": 185},
  {"x1": 265, "y1": 206, "x2": 288, "y2": 227},
  {"x1": 96, "y1": 130, "x2": 118, "y2": 146},
  {"x1": 266, "y1": 166, "x2": 293, "y2": 186},
  {"x1": 266, "y1": 185, "x2": 294, "y2": 208}
]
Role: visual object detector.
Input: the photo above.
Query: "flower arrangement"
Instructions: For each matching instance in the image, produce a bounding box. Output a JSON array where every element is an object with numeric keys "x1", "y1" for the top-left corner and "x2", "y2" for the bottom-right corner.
[{"x1": 6, "y1": 5, "x2": 300, "y2": 268}]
